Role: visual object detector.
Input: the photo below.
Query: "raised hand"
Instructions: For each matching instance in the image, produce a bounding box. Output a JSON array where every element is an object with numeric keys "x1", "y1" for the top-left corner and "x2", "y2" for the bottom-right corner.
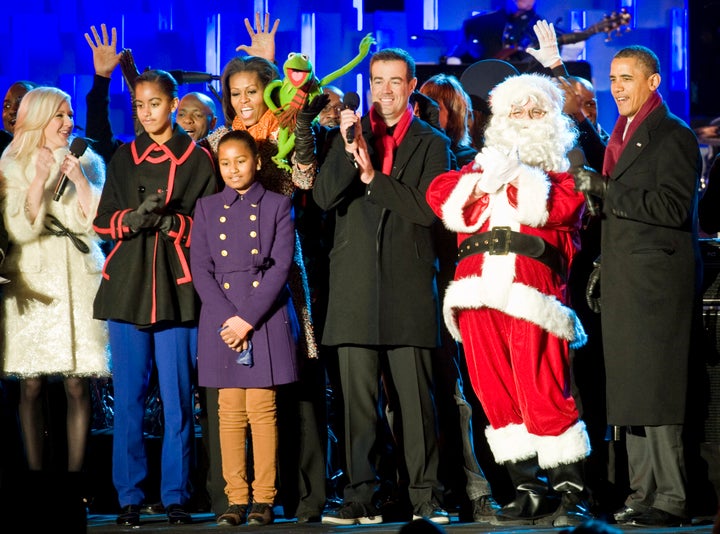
[
  {"x1": 294, "y1": 93, "x2": 330, "y2": 165},
  {"x1": 235, "y1": 12, "x2": 280, "y2": 62},
  {"x1": 85, "y1": 24, "x2": 121, "y2": 78},
  {"x1": 527, "y1": 20, "x2": 562, "y2": 68},
  {"x1": 556, "y1": 76, "x2": 585, "y2": 122}
]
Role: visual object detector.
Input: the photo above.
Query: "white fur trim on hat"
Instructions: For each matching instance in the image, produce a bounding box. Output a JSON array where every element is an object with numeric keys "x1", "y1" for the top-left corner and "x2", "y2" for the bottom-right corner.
[
  {"x1": 489, "y1": 73, "x2": 565, "y2": 119},
  {"x1": 535, "y1": 420, "x2": 591, "y2": 468}
]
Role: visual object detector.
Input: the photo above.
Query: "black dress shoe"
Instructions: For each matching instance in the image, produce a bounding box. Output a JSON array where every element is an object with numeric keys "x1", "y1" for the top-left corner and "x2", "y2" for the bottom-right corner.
[
  {"x1": 141, "y1": 502, "x2": 165, "y2": 514},
  {"x1": 296, "y1": 510, "x2": 322, "y2": 523},
  {"x1": 613, "y1": 505, "x2": 643, "y2": 524},
  {"x1": 116, "y1": 504, "x2": 141, "y2": 526},
  {"x1": 166, "y1": 503, "x2": 193, "y2": 524},
  {"x1": 471, "y1": 494, "x2": 501, "y2": 523},
  {"x1": 627, "y1": 507, "x2": 686, "y2": 527}
]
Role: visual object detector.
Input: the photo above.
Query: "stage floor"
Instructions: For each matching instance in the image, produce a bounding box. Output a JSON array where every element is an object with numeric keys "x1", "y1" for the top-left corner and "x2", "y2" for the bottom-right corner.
[{"x1": 82, "y1": 509, "x2": 716, "y2": 533}]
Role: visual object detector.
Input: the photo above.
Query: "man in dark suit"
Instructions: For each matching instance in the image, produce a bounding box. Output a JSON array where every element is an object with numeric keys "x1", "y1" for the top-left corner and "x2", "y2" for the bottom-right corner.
[
  {"x1": 573, "y1": 45, "x2": 702, "y2": 528},
  {"x1": 314, "y1": 47, "x2": 451, "y2": 526}
]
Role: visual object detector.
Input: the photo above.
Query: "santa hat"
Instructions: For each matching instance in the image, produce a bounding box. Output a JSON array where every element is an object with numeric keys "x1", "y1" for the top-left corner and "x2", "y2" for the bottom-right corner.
[{"x1": 489, "y1": 73, "x2": 564, "y2": 118}]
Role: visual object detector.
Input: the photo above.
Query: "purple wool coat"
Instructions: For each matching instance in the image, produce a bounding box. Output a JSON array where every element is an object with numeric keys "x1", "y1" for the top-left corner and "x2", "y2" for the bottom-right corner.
[{"x1": 191, "y1": 181, "x2": 299, "y2": 388}]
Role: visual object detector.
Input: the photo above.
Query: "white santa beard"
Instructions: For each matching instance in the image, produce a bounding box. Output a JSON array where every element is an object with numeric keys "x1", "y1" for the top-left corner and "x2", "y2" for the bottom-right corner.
[{"x1": 484, "y1": 116, "x2": 572, "y2": 172}]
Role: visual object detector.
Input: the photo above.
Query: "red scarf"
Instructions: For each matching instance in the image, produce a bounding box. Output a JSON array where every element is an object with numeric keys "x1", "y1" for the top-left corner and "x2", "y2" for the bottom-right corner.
[
  {"x1": 369, "y1": 104, "x2": 414, "y2": 174},
  {"x1": 603, "y1": 91, "x2": 663, "y2": 176}
]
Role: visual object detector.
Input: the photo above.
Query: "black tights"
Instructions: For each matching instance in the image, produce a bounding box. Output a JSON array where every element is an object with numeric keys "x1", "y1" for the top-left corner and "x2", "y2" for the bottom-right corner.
[{"x1": 18, "y1": 377, "x2": 90, "y2": 472}]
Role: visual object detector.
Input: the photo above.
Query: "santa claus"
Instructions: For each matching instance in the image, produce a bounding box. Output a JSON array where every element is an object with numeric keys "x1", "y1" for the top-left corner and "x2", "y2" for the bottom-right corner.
[{"x1": 426, "y1": 72, "x2": 593, "y2": 527}]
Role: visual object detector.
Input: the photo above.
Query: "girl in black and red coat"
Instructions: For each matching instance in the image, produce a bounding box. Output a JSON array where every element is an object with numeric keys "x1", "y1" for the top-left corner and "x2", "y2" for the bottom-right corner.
[{"x1": 92, "y1": 69, "x2": 217, "y2": 527}]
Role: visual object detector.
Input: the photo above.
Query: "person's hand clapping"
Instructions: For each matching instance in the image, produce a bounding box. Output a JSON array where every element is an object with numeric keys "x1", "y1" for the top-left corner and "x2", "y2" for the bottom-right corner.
[
  {"x1": 34, "y1": 147, "x2": 55, "y2": 183},
  {"x1": 354, "y1": 137, "x2": 375, "y2": 184},
  {"x1": 473, "y1": 146, "x2": 520, "y2": 194}
]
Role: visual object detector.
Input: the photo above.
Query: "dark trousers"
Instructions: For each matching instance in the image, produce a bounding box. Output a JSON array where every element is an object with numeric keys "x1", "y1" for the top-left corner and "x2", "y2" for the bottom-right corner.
[
  {"x1": 625, "y1": 424, "x2": 686, "y2": 518},
  {"x1": 198, "y1": 386, "x2": 226, "y2": 516},
  {"x1": 338, "y1": 345, "x2": 442, "y2": 508},
  {"x1": 277, "y1": 357, "x2": 328, "y2": 517}
]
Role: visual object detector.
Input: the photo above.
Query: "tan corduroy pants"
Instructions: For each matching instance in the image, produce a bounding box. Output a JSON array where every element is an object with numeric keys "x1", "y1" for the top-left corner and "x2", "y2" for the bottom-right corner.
[{"x1": 218, "y1": 387, "x2": 278, "y2": 505}]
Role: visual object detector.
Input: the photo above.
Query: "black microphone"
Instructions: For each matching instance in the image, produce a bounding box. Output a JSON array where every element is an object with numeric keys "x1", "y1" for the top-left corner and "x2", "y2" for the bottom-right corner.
[
  {"x1": 342, "y1": 91, "x2": 360, "y2": 143},
  {"x1": 568, "y1": 148, "x2": 598, "y2": 217},
  {"x1": 53, "y1": 137, "x2": 88, "y2": 202},
  {"x1": 167, "y1": 70, "x2": 220, "y2": 84}
]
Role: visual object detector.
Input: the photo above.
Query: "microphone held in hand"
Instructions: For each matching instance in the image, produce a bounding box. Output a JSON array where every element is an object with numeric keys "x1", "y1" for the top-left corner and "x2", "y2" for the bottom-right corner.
[
  {"x1": 343, "y1": 91, "x2": 361, "y2": 143},
  {"x1": 53, "y1": 137, "x2": 88, "y2": 202},
  {"x1": 568, "y1": 148, "x2": 597, "y2": 217}
]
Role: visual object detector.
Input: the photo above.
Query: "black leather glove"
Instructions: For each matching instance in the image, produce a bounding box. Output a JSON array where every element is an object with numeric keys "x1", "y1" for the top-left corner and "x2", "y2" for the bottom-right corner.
[
  {"x1": 410, "y1": 91, "x2": 441, "y2": 131},
  {"x1": 124, "y1": 193, "x2": 164, "y2": 231},
  {"x1": 573, "y1": 166, "x2": 608, "y2": 199},
  {"x1": 294, "y1": 93, "x2": 330, "y2": 165},
  {"x1": 586, "y1": 255, "x2": 601, "y2": 313}
]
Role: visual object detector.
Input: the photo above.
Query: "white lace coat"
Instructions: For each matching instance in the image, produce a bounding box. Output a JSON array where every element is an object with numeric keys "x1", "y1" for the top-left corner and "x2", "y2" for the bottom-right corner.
[{"x1": 0, "y1": 144, "x2": 110, "y2": 378}]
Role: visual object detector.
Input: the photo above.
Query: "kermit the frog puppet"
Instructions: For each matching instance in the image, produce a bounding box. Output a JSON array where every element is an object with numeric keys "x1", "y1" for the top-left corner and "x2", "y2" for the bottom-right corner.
[{"x1": 264, "y1": 33, "x2": 375, "y2": 171}]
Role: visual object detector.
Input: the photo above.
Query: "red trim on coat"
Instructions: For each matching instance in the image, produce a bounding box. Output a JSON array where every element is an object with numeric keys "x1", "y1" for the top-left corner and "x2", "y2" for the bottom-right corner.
[
  {"x1": 101, "y1": 241, "x2": 123, "y2": 280},
  {"x1": 151, "y1": 235, "x2": 159, "y2": 323}
]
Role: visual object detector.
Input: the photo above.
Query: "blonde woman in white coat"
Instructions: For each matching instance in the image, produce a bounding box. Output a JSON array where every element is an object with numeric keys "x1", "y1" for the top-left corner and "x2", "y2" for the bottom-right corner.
[{"x1": 0, "y1": 86, "x2": 110, "y2": 475}]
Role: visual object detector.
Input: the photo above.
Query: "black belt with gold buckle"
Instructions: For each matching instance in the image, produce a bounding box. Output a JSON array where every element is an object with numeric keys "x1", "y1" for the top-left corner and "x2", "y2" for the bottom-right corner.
[{"x1": 457, "y1": 227, "x2": 567, "y2": 280}]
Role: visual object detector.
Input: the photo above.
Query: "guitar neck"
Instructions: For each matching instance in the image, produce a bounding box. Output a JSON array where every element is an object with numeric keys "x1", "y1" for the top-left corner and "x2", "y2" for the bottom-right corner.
[{"x1": 557, "y1": 32, "x2": 592, "y2": 46}]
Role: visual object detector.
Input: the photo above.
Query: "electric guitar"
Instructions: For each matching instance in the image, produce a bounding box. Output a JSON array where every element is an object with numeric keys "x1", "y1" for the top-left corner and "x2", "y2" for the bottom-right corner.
[{"x1": 496, "y1": 9, "x2": 633, "y2": 61}]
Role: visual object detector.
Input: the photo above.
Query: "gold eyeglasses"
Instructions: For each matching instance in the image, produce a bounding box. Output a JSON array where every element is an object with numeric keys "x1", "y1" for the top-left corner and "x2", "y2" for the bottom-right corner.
[{"x1": 509, "y1": 106, "x2": 547, "y2": 120}]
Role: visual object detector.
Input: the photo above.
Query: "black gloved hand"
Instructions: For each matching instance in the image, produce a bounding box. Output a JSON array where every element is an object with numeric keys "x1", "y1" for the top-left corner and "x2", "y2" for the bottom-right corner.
[
  {"x1": 124, "y1": 193, "x2": 164, "y2": 231},
  {"x1": 410, "y1": 91, "x2": 441, "y2": 131},
  {"x1": 294, "y1": 93, "x2": 330, "y2": 165},
  {"x1": 572, "y1": 166, "x2": 608, "y2": 199},
  {"x1": 586, "y1": 255, "x2": 601, "y2": 313}
]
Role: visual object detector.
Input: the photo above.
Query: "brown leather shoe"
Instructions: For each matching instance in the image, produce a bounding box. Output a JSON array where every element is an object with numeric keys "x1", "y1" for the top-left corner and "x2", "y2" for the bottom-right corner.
[
  {"x1": 217, "y1": 504, "x2": 248, "y2": 526},
  {"x1": 247, "y1": 503, "x2": 274, "y2": 526}
]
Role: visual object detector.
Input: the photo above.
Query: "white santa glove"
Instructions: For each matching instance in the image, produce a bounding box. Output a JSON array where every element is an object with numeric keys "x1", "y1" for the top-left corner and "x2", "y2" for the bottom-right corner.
[
  {"x1": 526, "y1": 20, "x2": 561, "y2": 68},
  {"x1": 474, "y1": 146, "x2": 520, "y2": 194}
]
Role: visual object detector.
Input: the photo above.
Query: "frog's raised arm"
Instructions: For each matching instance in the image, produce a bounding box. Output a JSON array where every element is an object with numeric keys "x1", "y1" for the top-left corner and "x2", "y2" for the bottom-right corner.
[{"x1": 318, "y1": 33, "x2": 376, "y2": 86}]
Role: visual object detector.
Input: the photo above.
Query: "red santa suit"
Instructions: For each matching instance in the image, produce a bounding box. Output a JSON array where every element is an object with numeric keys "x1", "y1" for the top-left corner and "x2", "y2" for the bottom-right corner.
[{"x1": 426, "y1": 141, "x2": 590, "y2": 470}]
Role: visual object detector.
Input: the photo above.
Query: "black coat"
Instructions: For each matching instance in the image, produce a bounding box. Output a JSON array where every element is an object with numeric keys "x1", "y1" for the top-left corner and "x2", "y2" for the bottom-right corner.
[
  {"x1": 600, "y1": 102, "x2": 702, "y2": 425},
  {"x1": 93, "y1": 126, "x2": 217, "y2": 326},
  {"x1": 313, "y1": 116, "x2": 451, "y2": 348}
]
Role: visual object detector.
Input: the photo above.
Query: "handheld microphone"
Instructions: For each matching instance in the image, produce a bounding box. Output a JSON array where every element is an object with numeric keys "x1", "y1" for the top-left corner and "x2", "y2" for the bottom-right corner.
[
  {"x1": 168, "y1": 70, "x2": 220, "y2": 84},
  {"x1": 342, "y1": 91, "x2": 361, "y2": 143},
  {"x1": 568, "y1": 148, "x2": 598, "y2": 217},
  {"x1": 53, "y1": 137, "x2": 88, "y2": 202}
]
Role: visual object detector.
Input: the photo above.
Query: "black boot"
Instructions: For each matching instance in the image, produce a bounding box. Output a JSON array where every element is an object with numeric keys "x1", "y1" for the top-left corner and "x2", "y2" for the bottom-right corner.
[
  {"x1": 495, "y1": 457, "x2": 556, "y2": 525},
  {"x1": 538, "y1": 460, "x2": 594, "y2": 527}
]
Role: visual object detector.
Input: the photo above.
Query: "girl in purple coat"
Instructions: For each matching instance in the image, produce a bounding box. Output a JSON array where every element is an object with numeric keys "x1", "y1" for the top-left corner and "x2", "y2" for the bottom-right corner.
[{"x1": 190, "y1": 130, "x2": 298, "y2": 526}]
